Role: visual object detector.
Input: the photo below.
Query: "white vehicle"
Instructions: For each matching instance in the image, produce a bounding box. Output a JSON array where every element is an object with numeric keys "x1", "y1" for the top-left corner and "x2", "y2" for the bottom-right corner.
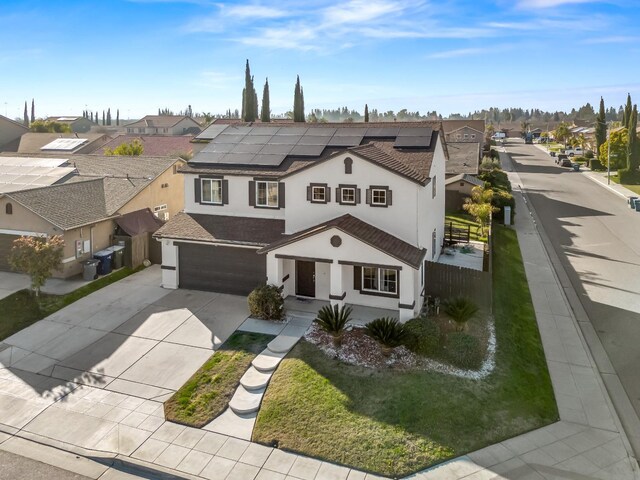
[{"x1": 563, "y1": 147, "x2": 584, "y2": 157}]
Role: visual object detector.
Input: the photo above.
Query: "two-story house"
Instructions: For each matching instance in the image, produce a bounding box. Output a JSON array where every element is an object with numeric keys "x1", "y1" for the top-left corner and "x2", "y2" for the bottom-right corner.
[
  {"x1": 154, "y1": 122, "x2": 447, "y2": 321},
  {"x1": 125, "y1": 116, "x2": 201, "y2": 136}
]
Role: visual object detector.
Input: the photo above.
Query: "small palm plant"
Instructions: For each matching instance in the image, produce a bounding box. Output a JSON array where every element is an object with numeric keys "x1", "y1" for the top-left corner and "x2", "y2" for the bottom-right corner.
[
  {"x1": 443, "y1": 297, "x2": 479, "y2": 332},
  {"x1": 366, "y1": 317, "x2": 406, "y2": 355},
  {"x1": 316, "y1": 304, "x2": 352, "y2": 347}
]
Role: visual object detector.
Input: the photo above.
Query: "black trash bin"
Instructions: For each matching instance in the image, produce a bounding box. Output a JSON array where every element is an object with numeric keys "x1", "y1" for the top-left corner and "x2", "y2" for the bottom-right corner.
[
  {"x1": 108, "y1": 245, "x2": 125, "y2": 269},
  {"x1": 94, "y1": 250, "x2": 114, "y2": 275},
  {"x1": 81, "y1": 259, "x2": 99, "y2": 281}
]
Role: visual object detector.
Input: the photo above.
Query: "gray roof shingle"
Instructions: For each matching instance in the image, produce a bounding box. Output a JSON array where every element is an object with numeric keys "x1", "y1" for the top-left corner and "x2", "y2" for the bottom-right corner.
[{"x1": 446, "y1": 142, "x2": 481, "y2": 175}]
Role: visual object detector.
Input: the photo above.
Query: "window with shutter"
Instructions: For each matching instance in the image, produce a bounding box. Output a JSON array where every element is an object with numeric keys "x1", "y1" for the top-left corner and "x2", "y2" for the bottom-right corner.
[
  {"x1": 309, "y1": 183, "x2": 329, "y2": 204},
  {"x1": 368, "y1": 186, "x2": 391, "y2": 207}
]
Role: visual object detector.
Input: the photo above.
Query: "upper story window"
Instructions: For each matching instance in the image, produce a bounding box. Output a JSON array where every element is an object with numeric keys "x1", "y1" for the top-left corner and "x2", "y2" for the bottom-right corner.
[
  {"x1": 341, "y1": 187, "x2": 355, "y2": 204},
  {"x1": 138, "y1": 128, "x2": 144, "y2": 133},
  {"x1": 256, "y1": 181, "x2": 279, "y2": 208},
  {"x1": 362, "y1": 267, "x2": 398, "y2": 295},
  {"x1": 366, "y1": 186, "x2": 392, "y2": 207},
  {"x1": 202, "y1": 178, "x2": 223, "y2": 204},
  {"x1": 5, "y1": 203, "x2": 12, "y2": 215},
  {"x1": 471, "y1": 134, "x2": 476, "y2": 139},
  {"x1": 464, "y1": 133, "x2": 469, "y2": 139},
  {"x1": 306, "y1": 183, "x2": 330, "y2": 204},
  {"x1": 344, "y1": 157, "x2": 353, "y2": 174}
]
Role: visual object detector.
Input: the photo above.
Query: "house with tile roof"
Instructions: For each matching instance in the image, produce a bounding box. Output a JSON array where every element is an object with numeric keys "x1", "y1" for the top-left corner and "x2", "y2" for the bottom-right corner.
[
  {"x1": 125, "y1": 116, "x2": 201, "y2": 136},
  {"x1": 16, "y1": 132, "x2": 111, "y2": 155},
  {"x1": 90, "y1": 134, "x2": 205, "y2": 157},
  {"x1": 0, "y1": 155, "x2": 185, "y2": 276},
  {"x1": 45, "y1": 116, "x2": 96, "y2": 134},
  {"x1": 154, "y1": 122, "x2": 447, "y2": 321}
]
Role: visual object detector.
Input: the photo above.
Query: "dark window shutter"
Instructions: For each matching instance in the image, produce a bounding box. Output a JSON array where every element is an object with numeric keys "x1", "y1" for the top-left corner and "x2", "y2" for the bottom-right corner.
[
  {"x1": 365, "y1": 188, "x2": 371, "y2": 205},
  {"x1": 222, "y1": 179, "x2": 229, "y2": 205},
  {"x1": 356, "y1": 188, "x2": 361, "y2": 204},
  {"x1": 278, "y1": 182, "x2": 285, "y2": 208},
  {"x1": 306, "y1": 185, "x2": 312, "y2": 201},
  {"x1": 326, "y1": 186, "x2": 331, "y2": 203},
  {"x1": 194, "y1": 178, "x2": 201, "y2": 204},
  {"x1": 336, "y1": 187, "x2": 341, "y2": 203},
  {"x1": 249, "y1": 181, "x2": 256, "y2": 206},
  {"x1": 387, "y1": 190, "x2": 393, "y2": 206},
  {"x1": 354, "y1": 266, "x2": 362, "y2": 290}
]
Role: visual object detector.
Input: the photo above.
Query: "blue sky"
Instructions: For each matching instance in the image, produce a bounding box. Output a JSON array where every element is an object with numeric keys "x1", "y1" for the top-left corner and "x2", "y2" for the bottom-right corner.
[{"x1": 0, "y1": 0, "x2": 638, "y2": 119}]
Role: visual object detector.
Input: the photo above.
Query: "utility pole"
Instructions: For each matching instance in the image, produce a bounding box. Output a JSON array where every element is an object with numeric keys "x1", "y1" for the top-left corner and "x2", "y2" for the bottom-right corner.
[{"x1": 607, "y1": 124, "x2": 611, "y2": 185}]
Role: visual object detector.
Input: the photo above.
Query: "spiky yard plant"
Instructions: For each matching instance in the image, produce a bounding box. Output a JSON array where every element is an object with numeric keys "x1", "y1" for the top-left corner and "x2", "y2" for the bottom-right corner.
[
  {"x1": 443, "y1": 297, "x2": 479, "y2": 332},
  {"x1": 315, "y1": 304, "x2": 352, "y2": 347},
  {"x1": 365, "y1": 317, "x2": 406, "y2": 355}
]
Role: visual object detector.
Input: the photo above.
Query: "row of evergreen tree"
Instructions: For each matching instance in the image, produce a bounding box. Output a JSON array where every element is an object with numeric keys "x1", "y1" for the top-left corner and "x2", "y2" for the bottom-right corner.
[
  {"x1": 595, "y1": 94, "x2": 639, "y2": 179},
  {"x1": 21, "y1": 99, "x2": 35, "y2": 126},
  {"x1": 82, "y1": 108, "x2": 120, "y2": 126}
]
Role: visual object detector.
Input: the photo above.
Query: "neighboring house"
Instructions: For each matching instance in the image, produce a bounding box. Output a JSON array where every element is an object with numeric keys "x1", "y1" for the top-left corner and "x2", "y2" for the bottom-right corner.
[
  {"x1": 0, "y1": 157, "x2": 76, "y2": 194},
  {"x1": 17, "y1": 133, "x2": 111, "y2": 155},
  {"x1": 445, "y1": 173, "x2": 484, "y2": 211},
  {"x1": 125, "y1": 116, "x2": 201, "y2": 135},
  {"x1": 45, "y1": 116, "x2": 96, "y2": 133},
  {"x1": 155, "y1": 122, "x2": 447, "y2": 321},
  {"x1": 0, "y1": 155, "x2": 185, "y2": 276},
  {"x1": 0, "y1": 115, "x2": 29, "y2": 152},
  {"x1": 92, "y1": 134, "x2": 204, "y2": 157},
  {"x1": 444, "y1": 126, "x2": 484, "y2": 143},
  {"x1": 446, "y1": 142, "x2": 481, "y2": 177}
]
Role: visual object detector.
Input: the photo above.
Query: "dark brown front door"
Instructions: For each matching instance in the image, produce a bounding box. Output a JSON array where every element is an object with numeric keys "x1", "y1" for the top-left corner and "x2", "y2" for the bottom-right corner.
[{"x1": 296, "y1": 261, "x2": 315, "y2": 297}]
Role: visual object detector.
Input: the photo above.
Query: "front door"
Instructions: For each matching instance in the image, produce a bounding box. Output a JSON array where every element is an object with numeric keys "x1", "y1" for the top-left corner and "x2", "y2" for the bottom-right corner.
[{"x1": 296, "y1": 261, "x2": 316, "y2": 297}]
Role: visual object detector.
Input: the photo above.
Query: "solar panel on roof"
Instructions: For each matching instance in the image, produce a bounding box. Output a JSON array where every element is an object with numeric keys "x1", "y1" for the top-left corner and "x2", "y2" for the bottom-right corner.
[
  {"x1": 250, "y1": 154, "x2": 287, "y2": 166},
  {"x1": 219, "y1": 153, "x2": 256, "y2": 164},
  {"x1": 41, "y1": 138, "x2": 89, "y2": 151},
  {"x1": 196, "y1": 124, "x2": 228, "y2": 140},
  {"x1": 328, "y1": 135, "x2": 364, "y2": 147},
  {"x1": 396, "y1": 127, "x2": 431, "y2": 136},
  {"x1": 231, "y1": 143, "x2": 263, "y2": 154},
  {"x1": 214, "y1": 134, "x2": 246, "y2": 143},
  {"x1": 260, "y1": 143, "x2": 294, "y2": 155},
  {"x1": 239, "y1": 135, "x2": 273, "y2": 145},
  {"x1": 270, "y1": 135, "x2": 302, "y2": 145},
  {"x1": 221, "y1": 126, "x2": 254, "y2": 134},
  {"x1": 296, "y1": 135, "x2": 331, "y2": 146},
  {"x1": 202, "y1": 142, "x2": 234, "y2": 153},
  {"x1": 249, "y1": 126, "x2": 281, "y2": 135},
  {"x1": 305, "y1": 128, "x2": 336, "y2": 136},
  {"x1": 393, "y1": 136, "x2": 432, "y2": 148},
  {"x1": 365, "y1": 127, "x2": 399, "y2": 137},
  {"x1": 274, "y1": 127, "x2": 308, "y2": 135},
  {"x1": 334, "y1": 127, "x2": 367, "y2": 136},
  {"x1": 290, "y1": 144, "x2": 326, "y2": 156},
  {"x1": 189, "y1": 152, "x2": 227, "y2": 163}
]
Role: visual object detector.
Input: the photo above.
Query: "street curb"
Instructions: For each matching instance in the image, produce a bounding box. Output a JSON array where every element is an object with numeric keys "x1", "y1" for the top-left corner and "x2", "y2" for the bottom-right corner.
[
  {"x1": 581, "y1": 171, "x2": 633, "y2": 200},
  {"x1": 501, "y1": 148, "x2": 640, "y2": 471}
]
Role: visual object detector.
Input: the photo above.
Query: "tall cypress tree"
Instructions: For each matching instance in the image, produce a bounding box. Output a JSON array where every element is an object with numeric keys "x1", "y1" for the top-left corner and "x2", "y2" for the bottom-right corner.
[
  {"x1": 116, "y1": 109, "x2": 120, "y2": 126},
  {"x1": 624, "y1": 93, "x2": 633, "y2": 128},
  {"x1": 23, "y1": 101, "x2": 29, "y2": 126},
  {"x1": 628, "y1": 104, "x2": 638, "y2": 172},
  {"x1": 595, "y1": 97, "x2": 606, "y2": 156},
  {"x1": 300, "y1": 86, "x2": 305, "y2": 122},
  {"x1": 364, "y1": 104, "x2": 369, "y2": 123},
  {"x1": 102, "y1": 110, "x2": 105, "y2": 125},
  {"x1": 30, "y1": 99, "x2": 35, "y2": 123},
  {"x1": 293, "y1": 75, "x2": 305, "y2": 122},
  {"x1": 107, "y1": 108, "x2": 111, "y2": 126},
  {"x1": 261, "y1": 78, "x2": 270, "y2": 122},
  {"x1": 242, "y1": 60, "x2": 257, "y2": 122}
]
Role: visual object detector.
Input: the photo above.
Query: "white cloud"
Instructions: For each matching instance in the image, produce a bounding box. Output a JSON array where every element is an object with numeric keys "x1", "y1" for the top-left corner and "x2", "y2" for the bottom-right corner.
[
  {"x1": 583, "y1": 35, "x2": 639, "y2": 44},
  {"x1": 427, "y1": 48, "x2": 484, "y2": 59},
  {"x1": 516, "y1": 0, "x2": 600, "y2": 7},
  {"x1": 223, "y1": 4, "x2": 289, "y2": 19},
  {"x1": 323, "y1": 0, "x2": 407, "y2": 24}
]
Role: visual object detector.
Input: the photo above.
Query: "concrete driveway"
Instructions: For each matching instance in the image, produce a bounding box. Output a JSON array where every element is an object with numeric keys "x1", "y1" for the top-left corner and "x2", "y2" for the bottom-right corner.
[
  {"x1": 0, "y1": 271, "x2": 30, "y2": 300},
  {"x1": 0, "y1": 266, "x2": 250, "y2": 455}
]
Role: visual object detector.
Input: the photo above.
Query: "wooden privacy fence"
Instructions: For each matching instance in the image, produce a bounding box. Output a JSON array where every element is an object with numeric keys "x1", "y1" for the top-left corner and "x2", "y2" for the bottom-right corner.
[{"x1": 424, "y1": 261, "x2": 492, "y2": 310}]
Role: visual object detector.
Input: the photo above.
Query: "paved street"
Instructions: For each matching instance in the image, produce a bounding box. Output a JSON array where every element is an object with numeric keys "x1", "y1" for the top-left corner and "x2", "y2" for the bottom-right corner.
[
  {"x1": 0, "y1": 450, "x2": 91, "y2": 480},
  {"x1": 502, "y1": 140, "x2": 640, "y2": 439}
]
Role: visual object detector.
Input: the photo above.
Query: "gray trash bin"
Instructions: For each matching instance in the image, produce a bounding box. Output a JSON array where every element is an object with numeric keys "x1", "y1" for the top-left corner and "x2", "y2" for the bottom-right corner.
[
  {"x1": 110, "y1": 245, "x2": 125, "y2": 269},
  {"x1": 82, "y1": 259, "x2": 99, "y2": 281},
  {"x1": 629, "y1": 197, "x2": 638, "y2": 209}
]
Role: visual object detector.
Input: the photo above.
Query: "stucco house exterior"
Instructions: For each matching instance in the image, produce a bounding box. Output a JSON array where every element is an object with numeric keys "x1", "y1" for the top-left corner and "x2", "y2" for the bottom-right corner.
[
  {"x1": 445, "y1": 173, "x2": 484, "y2": 211},
  {"x1": 0, "y1": 115, "x2": 29, "y2": 152},
  {"x1": 0, "y1": 155, "x2": 184, "y2": 276},
  {"x1": 45, "y1": 116, "x2": 96, "y2": 134},
  {"x1": 155, "y1": 122, "x2": 447, "y2": 321},
  {"x1": 125, "y1": 116, "x2": 201, "y2": 136}
]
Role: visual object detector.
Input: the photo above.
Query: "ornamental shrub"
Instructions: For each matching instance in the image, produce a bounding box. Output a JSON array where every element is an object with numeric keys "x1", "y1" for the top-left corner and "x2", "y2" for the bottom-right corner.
[
  {"x1": 446, "y1": 332, "x2": 484, "y2": 369},
  {"x1": 403, "y1": 316, "x2": 441, "y2": 356},
  {"x1": 365, "y1": 317, "x2": 406, "y2": 348},
  {"x1": 247, "y1": 284, "x2": 285, "y2": 320}
]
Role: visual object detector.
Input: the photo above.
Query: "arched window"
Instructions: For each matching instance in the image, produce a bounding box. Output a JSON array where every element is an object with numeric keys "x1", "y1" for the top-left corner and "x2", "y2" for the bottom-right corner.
[
  {"x1": 344, "y1": 157, "x2": 353, "y2": 174},
  {"x1": 5, "y1": 203, "x2": 12, "y2": 215}
]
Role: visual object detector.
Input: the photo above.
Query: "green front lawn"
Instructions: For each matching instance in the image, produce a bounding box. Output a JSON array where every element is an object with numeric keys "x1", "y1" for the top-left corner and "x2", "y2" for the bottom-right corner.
[
  {"x1": 0, "y1": 266, "x2": 142, "y2": 342},
  {"x1": 165, "y1": 331, "x2": 274, "y2": 428},
  {"x1": 611, "y1": 175, "x2": 640, "y2": 195},
  {"x1": 253, "y1": 226, "x2": 557, "y2": 477},
  {"x1": 445, "y1": 213, "x2": 487, "y2": 243}
]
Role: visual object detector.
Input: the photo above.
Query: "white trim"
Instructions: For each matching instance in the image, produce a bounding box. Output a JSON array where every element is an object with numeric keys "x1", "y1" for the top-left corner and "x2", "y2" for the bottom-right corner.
[
  {"x1": 170, "y1": 238, "x2": 262, "y2": 249},
  {"x1": 61, "y1": 256, "x2": 77, "y2": 264},
  {"x1": 362, "y1": 266, "x2": 398, "y2": 295},
  {"x1": 311, "y1": 185, "x2": 326, "y2": 203},
  {"x1": 256, "y1": 180, "x2": 279, "y2": 208},
  {"x1": 371, "y1": 188, "x2": 387, "y2": 206},
  {"x1": 0, "y1": 229, "x2": 47, "y2": 236},
  {"x1": 201, "y1": 178, "x2": 223, "y2": 205},
  {"x1": 341, "y1": 187, "x2": 356, "y2": 204}
]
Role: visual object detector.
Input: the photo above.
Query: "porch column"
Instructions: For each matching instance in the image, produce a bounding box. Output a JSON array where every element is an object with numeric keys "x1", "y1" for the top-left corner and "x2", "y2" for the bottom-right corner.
[
  {"x1": 398, "y1": 268, "x2": 417, "y2": 322},
  {"x1": 329, "y1": 262, "x2": 345, "y2": 307},
  {"x1": 266, "y1": 253, "x2": 284, "y2": 287},
  {"x1": 161, "y1": 240, "x2": 178, "y2": 289}
]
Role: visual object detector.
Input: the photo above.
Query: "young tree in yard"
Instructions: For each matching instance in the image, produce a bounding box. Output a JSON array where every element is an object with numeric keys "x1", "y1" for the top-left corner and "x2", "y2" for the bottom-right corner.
[
  {"x1": 9, "y1": 235, "x2": 64, "y2": 297},
  {"x1": 600, "y1": 128, "x2": 628, "y2": 170},
  {"x1": 595, "y1": 97, "x2": 607, "y2": 156},
  {"x1": 462, "y1": 186, "x2": 498, "y2": 237},
  {"x1": 553, "y1": 122, "x2": 571, "y2": 146},
  {"x1": 261, "y1": 78, "x2": 270, "y2": 123},
  {"x1": 104, "y1": 139, "x2": 144, "y2": 156}
]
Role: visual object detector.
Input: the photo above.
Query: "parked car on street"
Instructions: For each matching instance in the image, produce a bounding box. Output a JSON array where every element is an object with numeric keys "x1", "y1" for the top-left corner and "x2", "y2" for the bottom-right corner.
[
  {"x1": 556, "y1": 153, "x2": 569, "y2": 164},
  {"x1": 560, "y1": 158, "x2": 573, "y2": 167}
]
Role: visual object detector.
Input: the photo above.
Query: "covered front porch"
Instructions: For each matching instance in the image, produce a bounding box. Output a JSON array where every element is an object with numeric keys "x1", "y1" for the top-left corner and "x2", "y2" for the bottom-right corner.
[{"x1": 284, "y1": 296, "x2": 400, "y2": 325}]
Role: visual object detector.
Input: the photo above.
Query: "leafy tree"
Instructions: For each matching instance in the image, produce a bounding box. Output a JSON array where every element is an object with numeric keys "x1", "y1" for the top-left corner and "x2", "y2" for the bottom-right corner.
[
  {"x1": 261, "y1": 78, "x2": 270, "y2": 122},
  {"x1": 29, "y1": 120, "x2": 71, "y2": 133},
  {"x1": 595, "y1": 97, "x2": 607, "y2": 157},
  {"x1": 30, "y1": 99, "x2": 35, "y2": 123},
  {"x1": 9, "y1": 235, "x2": 64, "y2": 297},
  {"x1": 364, "y1": 104, "x2": 369, "y2": 123},
  {"x1": 23, "y1": 101, "x2": 29, "y2": 126},
  {"x1": 599, "y1": 128, "x2": 628, "y2": 170},
  {"x1": 553, "y1": 122, "x2": 571, "y2": 146},
  {"x1": 104, "y1": 139, "x2": 144, "y2": 156},
  {"x1": 462, "y1": 186, "x2": 498, "y2": 237}
]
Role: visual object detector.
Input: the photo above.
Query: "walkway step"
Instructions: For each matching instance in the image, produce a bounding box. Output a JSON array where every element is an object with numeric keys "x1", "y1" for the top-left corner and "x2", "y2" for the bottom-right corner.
[
  {"x1": 267, "y1": 335, "x2": 300, "y2": 354},
  {"x1": 251, "y1": 349, "x2": 288, "y2": 373},
  {"x1": 240, "y1": 367, "x2": 272, "y2": 391},
  {"x1": 229, "y1": 385, "x2": 265, "y2": 414}
]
